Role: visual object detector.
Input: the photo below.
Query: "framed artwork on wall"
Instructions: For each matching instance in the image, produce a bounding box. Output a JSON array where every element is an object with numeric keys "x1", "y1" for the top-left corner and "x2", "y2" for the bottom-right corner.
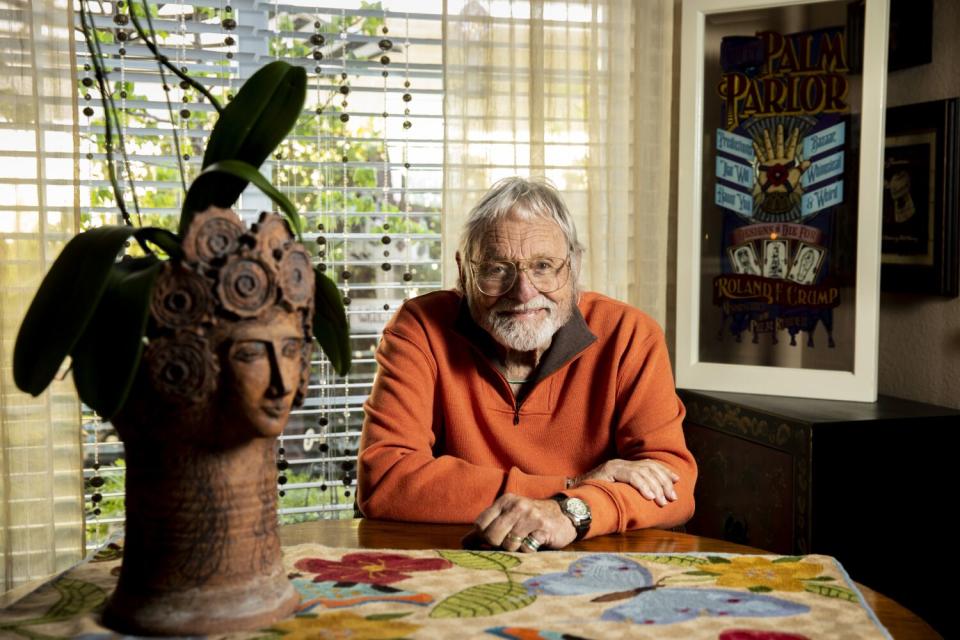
[
  {"x1": 846, "y1": 0, "x2": 933, "y2": 74},
  {"x1": 676, "y1": 0, "x2": 890, "y2": 401},
  {"x1": 880, "y1": 98, "x2": 959, "y2": 296}
]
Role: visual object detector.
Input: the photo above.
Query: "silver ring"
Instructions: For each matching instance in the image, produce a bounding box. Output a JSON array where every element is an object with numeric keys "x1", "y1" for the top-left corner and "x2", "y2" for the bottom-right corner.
[
  {"x1": 521, "y1": 535, "x2": 542, "y2": 551},
  {"x1": 504, "y1": 534, "x2": 523, "y2": 544}
]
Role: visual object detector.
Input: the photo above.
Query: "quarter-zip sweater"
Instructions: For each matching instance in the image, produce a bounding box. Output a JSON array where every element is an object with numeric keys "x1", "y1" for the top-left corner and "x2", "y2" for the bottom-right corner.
[{"x1": 358, "y1": 290, "x2": 697, "y2": 537}]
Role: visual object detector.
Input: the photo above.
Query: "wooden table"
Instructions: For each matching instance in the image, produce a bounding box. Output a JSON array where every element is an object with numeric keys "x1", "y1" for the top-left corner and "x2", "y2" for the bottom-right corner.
[{"x1": 281, "y1": 518, "x2": 940, "y2": 640}]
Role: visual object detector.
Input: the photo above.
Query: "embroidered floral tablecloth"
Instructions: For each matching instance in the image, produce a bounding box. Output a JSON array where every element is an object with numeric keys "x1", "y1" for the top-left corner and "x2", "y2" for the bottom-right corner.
[{"x1": 0, "y1": 542, "x2": 891, "y2": 639}]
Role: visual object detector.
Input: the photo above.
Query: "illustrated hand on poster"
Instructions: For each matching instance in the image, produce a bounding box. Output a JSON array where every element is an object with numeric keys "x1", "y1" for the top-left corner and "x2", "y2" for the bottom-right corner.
[{"x1": 752, "y1": 124, "x2": 812, "y2": 205}]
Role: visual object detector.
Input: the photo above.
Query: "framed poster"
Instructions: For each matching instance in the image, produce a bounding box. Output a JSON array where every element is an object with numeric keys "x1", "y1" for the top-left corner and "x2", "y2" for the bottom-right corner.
[
  {"x1": 880, "y1": 98, "x2": 959, "y2": 296},
  {"x1": 676, "y1": 0, "x2": 889, "y2": 401}
]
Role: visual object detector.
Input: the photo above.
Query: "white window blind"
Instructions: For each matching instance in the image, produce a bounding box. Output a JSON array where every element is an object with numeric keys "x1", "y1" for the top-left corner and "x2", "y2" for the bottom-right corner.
[
  {"x1": 1, "y1": 0, "x2": 87, "y2": 588},
  {"x1": 77, "y1": 0, "x2": 443, "y2": 551}
]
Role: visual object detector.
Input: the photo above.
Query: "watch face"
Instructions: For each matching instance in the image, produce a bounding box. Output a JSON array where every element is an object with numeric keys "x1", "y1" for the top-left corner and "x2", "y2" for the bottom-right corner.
[{"x1": 565, "y1": 498, "x2": 590, "y2": 521}]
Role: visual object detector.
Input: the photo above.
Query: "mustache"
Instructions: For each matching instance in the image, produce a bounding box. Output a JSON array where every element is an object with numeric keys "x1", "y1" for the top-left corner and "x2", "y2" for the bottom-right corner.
[{"x1": 490, "y1": 296, "x2": 557, "y2": 314}]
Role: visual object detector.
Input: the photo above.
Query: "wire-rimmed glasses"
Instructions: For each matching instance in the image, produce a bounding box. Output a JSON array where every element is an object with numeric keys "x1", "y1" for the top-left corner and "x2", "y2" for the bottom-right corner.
[{"x1": 470, "y1": 257, "x2": 570, "y2": 296}]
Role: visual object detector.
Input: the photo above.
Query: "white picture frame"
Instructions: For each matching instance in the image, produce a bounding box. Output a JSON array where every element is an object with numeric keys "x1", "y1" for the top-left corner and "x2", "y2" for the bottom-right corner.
[{"x1": 675, "y1": 0, "x2": 889, "y2": 401}]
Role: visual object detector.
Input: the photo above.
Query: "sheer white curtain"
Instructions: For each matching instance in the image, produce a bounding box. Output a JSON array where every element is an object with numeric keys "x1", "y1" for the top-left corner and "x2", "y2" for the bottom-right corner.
[
  {"x1": 442, "y1": 0, "x2": 674, "y2": 326},
  {"x1": 0, "y1": 0, "x2": 84, "y2": 589}
]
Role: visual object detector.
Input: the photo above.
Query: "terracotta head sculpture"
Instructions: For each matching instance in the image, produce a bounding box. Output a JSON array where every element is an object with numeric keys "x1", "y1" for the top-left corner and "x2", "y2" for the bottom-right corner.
[
  {"x1": 134, "y1": 206, "x2": 314, "y2": 444},
  {"x1": 105, "y1": 206, "x2": 312, "y2": 634}
]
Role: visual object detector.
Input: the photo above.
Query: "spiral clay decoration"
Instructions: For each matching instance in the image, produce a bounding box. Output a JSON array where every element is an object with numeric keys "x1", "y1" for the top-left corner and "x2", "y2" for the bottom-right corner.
[
  {"x1": 151, "y1": 262, "x2": 213, "y2": 330},
  {"x1": 278, "y1": 247, "x2": 315, "y2": 310},
  {"x1": 216, "y1": 253, "x2": 277, "y2": 318},
  {"x1": 182, "y1": 206, "x2": 244, "y2": 264},
  {"x1": 145, "y1": 332, "x2": 218, "y2": 406},
  {"x1": 254, "y1": 213, "x2": 293, "y2": 257}
]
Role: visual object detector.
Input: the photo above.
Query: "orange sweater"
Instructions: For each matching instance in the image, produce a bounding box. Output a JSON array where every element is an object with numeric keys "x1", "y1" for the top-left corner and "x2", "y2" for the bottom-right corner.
[{"x1": 358, "y1": 290, "x2": 697, "y2": 537}]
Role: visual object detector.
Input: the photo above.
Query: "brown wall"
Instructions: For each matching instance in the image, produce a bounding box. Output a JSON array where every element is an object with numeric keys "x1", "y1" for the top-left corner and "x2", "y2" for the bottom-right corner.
[{"x1": 879, "y1": 0, "x2": 960, "y2": 408}]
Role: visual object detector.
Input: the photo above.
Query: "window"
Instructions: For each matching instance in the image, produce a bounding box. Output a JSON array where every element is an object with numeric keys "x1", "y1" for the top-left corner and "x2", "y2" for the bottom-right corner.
[{"x1": 77, "y1": 0, "x2": 443, "y2": 551}]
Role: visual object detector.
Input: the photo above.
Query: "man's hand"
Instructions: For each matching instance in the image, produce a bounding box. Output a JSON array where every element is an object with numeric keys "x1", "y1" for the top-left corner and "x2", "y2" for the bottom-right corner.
[
  {"x1": 470, "y1": 494, "x2": 577, "y2": 552},
  {"x1": 573, "y1": 459, "x2": 679, "y2": 506}
]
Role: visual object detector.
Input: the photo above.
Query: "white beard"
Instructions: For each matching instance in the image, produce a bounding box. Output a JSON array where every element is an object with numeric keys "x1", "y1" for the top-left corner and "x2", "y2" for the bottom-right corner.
[{"x1": 470, "y1": 293, "x2": 573, "y2": 353}]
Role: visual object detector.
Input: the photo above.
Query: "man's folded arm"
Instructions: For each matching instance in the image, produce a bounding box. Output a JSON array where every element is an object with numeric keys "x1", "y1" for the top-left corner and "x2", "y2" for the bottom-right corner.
[
  {"x1": 565, "y1": 329, "x2": 697, "y2": 538},
  {"x1": 357, "y1": 326, "x2": 566, "y2": 522}
]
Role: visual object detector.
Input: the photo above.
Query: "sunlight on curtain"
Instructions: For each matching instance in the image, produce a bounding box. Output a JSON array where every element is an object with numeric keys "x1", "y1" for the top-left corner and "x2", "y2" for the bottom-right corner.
[
  {"x1": 0, "y1": 0, "x2": 84, "y2": 590},
  {"x1": 442, "y1": 0, "x2": 674, "y2": 325}
]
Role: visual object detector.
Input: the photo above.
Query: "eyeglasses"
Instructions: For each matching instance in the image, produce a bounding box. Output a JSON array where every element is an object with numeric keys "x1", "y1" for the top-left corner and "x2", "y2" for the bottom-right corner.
[{"x1": 470, "y1": 257, "x2": 570, "y2": 296}]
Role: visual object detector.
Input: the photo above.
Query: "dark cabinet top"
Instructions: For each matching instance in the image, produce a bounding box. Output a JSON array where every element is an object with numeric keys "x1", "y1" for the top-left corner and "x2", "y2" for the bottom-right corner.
[{"x1": 677, "y1": 388, "x2": 960, "y2": 426}]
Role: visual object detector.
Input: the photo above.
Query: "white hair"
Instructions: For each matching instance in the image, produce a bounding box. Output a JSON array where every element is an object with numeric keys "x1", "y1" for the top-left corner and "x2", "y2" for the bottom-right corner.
[{"x1": 457, "y1": 177, "x2": 583, "y2": 291}]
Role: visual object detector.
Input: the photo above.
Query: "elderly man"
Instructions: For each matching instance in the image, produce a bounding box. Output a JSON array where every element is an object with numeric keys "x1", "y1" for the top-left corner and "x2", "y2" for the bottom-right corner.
[{"x1": 358, "y1": 177, "x2": 696, "y2": 552}]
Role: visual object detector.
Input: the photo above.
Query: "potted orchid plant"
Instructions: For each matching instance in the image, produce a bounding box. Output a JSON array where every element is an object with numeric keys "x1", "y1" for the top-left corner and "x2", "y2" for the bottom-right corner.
[
  {"x1": 11, "y1": 1, "x2": 351, "y2": 634},
  {"x1": 14, "y1": 1, "x2": 350, "y2": 417}
]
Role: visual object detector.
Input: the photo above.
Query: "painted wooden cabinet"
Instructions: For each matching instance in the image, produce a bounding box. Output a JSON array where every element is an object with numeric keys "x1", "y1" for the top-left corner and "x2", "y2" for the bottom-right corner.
[{"x1": 677, "y1": 388, "x2": 959, "y2": 636}]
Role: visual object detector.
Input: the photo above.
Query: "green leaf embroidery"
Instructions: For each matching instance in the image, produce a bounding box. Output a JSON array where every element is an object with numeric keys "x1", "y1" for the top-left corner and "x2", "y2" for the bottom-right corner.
[
  {"x1": 0, "y1": 578, "x2": 111, "y2": 630},
  {"x1": 430, "y1": 581, "x2": 535, "y2": 619},
  {"x1": 437, "y1": 550, "x2": 521, "y2": 572},
  {"x1": 365, "y1": 612, "x2": 413, "y2": 621},
  {"x1": 631, "y1": 554, "x2": 708, "y2": 567},
  {"x1": 748, "y1": 585, "x2": 773, "y2": 593},
  {"x1": 313, "y1": 269, "x2": 351, "y2": 377},
  {"x1": 14, "y1": 225, "x2": 136, "y2": 396},
  {"x1": 46, "y1": 578, "x2": 108, "y2": 620},
  {"x1": 71, "y1": 258, "x2": 162, "y2": 418},
  {"x1": 806, "y1": 576, "x2": 836, "y2": 582},
  {"x1": 706, "y1": 556, "x2": 732, "y2": 564},
  {"x1": 772, "y1": 556, "x2": 806, "y2": 563},
  {"x1": 804, "y1": 583, "x2": 859, "y2": 602},
  {"x1": 683, "y1": 570, "x2": 721, "y2": 576}
]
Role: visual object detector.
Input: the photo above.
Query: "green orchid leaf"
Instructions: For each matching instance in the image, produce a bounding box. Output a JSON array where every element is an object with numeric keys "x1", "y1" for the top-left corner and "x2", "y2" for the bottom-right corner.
[
  {"x1": 201, "y1": 61, "x2": 306, "y2": 205},
  {"x1": 133, "y1": 226, "x2": 182, "y2": 259},
  {"x1": 313, "y1": 268, "x2": 351, "y2": 377},
  {"x1": 71, "y1": 257, "x2": 162, "y2": 419},
  {"x1": 13, "y1": 226, "x2": 137, "y2": 396},
  {"x1": 180, "y1": 159, "x2": 302, "y2": 239},
  {"x1": 202, "y1": 61, "x2": 306, "y2": 170}
]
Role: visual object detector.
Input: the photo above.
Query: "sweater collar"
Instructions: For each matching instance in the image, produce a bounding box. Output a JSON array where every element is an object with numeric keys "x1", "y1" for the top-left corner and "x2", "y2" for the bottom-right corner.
[{"x1": 453, "y1": 294, "x2": 597, "y2": 386}]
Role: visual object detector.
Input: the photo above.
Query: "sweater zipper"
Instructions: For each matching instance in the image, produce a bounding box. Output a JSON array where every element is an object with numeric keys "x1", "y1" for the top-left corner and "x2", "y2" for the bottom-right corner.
[
  {"x1": 491, "y1": 368, "x2": 523, "y2": 425},
  {"x1": 500, "y1": 364, "x2": 578, "y2": 426},
  {"x1": 470, "y1": 342, "x2": 593, "y2": 427}
]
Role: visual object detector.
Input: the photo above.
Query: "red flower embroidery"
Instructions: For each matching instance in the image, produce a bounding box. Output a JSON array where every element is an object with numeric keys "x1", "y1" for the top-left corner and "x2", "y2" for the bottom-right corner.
[
  {"x1": 294, "y1": 552, "x2": 453, "y2": 585},
  {"x1": 719, "y1": 631, "x2": 810, "y2": 640}
]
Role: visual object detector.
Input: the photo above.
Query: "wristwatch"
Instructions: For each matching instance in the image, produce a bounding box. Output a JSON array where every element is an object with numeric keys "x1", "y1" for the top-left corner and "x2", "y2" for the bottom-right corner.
[{"x1": 551, "y1": 494, "x2": 591, "y2": 541}]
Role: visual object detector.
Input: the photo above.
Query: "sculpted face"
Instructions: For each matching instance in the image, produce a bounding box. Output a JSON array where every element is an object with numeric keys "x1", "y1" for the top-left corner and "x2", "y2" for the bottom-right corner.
[
  {"x1": 463, "y1": 210, "x2": 575, "y2": 353},
  {"x1": 222, "y1": 308, "x2": 305, "y2": 437}
]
